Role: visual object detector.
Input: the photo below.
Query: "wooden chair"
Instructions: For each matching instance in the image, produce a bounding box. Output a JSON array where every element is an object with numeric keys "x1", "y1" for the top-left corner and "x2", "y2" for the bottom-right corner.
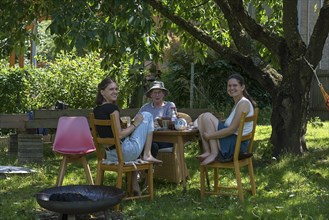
[
  {"x1": 200, "y1": 108, "x2": 259, "y2": 201},
  {"x1": 52, "y1": 116, "x2": 96, "y2": 186},
  {"x1": 89, "y1": 112, "x2": 154, "y2": 205},
  {"x1": 177, "y1": 112, "x2": 192, "y2": 124}
]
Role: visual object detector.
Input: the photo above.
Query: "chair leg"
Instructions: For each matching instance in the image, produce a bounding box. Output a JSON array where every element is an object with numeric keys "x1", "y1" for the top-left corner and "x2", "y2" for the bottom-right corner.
[
  {"x1": 95, "y1": 164, "x2": 104, "y2": 185},
  {"x1": 205, "y1": 167, "x2": 210, "y2": 191},
  {"x1": 200, "y1": 165, "x2": 205, "y2": 197},
  {"x1": 148, "y1": 165, "x2": 154, "y2": 200},
  {"x1": 214, "y1": 168, "x2": 218, "y2": 193},
  {"x1": 116, "y1": 169, "x2": 124, "y2": 190},
  {"x1": 248, "y1": 160, "x2": 256, "y2": 195},
  {"x1": 113, "y1": 171, "x2": 124, "y2": 211},
  {"x1": 234, "y1": 163, "x2": 244, "y2": 201},
  {"x1": 80, "y1": 157, "x2": 94, "y2": 185},
  {"x1": 56, "y1": 156, "x2": 68, "y2": 186},
  {"x1": 126, "y1": 172, "x2": 132, "y2": 196}
]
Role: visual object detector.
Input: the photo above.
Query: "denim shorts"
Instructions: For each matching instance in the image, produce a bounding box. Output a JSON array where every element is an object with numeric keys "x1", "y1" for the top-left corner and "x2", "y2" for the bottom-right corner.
[{"x1": 217, "y1": 121, "x2": 249, "y2": 159}]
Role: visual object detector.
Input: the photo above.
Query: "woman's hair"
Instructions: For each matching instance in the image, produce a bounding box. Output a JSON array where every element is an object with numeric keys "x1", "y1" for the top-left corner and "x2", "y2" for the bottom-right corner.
[
  {"x1": 228, "y1": 73, "x2": 257, "y2": 107},
  {"x1": 95, "y1": 78, "x2": 117, "y2": 105}
]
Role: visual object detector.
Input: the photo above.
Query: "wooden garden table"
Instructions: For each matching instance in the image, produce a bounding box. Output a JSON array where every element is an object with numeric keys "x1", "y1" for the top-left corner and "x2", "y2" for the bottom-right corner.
[{"x1": 153, "y1": 128, "x2": 200, "y2": 192}]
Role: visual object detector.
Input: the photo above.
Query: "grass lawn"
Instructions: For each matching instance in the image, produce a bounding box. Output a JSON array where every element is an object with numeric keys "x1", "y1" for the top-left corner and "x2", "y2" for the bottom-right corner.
[{"x1": 0, "y1": 121, "x2": 328, "y2": 220}]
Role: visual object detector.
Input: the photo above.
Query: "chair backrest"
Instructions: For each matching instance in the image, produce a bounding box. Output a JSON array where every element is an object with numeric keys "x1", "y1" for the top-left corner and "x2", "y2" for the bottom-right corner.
[
  {"x1": 89, "y1": 113, "x2": 124, "y2": 165},
  {"x1": 233, "y1": 108, "x2": 259, "y2": 160},
  {"x1": 177, "y1": 112, "x2": 192, "y2": 123},
  {"x1": 53, "y1": 116, "x2": 95, "y2": 154}
]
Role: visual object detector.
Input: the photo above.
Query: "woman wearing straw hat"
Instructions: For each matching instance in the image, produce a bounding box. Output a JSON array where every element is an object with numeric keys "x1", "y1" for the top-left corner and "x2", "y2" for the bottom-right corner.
[{"x1": 139, "y1": 81, "x2": 176, "y2": 157}]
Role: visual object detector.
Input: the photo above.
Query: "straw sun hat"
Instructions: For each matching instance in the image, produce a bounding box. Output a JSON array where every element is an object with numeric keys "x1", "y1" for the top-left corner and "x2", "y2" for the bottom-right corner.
[{"x1": 146, "y1": 81, "x2": 169, "y2": 98}]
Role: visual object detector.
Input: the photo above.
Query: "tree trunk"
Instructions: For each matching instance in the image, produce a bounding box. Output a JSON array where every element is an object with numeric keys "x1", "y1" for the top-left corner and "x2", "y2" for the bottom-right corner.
[{"x1": 270, "y1": 65, "x2": 311, "y2": 156}]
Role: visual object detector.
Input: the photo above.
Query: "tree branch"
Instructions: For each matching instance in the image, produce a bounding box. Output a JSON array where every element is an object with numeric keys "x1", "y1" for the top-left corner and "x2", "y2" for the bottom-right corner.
[
  {"x1": 146, "y1": 0, "x2": 227, "y2": 56},
  {"x1": 145, "y1": 0, "x2": 281, "y2": 94},
  {"x1": 305, "y1": 0, "x2": 329, "y2": 66},
  {"x1": 227, "y1": 0, "x2": 286, "y2": 56},
  {"x1": 213, "y1": 0, "x2": 254, "y2": 55},
  {"x1": 191, "y1": 1, "x2": 208, "y2": 10},
  {"x1": 282, "y1": 0, "x2": 305, "y2": 56}
]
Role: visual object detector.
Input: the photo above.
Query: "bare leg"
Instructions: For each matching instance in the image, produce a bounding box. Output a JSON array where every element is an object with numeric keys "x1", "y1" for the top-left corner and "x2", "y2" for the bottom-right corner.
[
  {"x1": 142, "y1": 133, "x2": 163, "y2": 164},
  {"x1": 201, "y1": 139, "x2": 219, "y2": 165},
  {"x1": 196, "y1": 113, "x2": 211, "y2": 160},
  {"x1": 197, "y1": 113, "x2": 219, "y2": 163}
]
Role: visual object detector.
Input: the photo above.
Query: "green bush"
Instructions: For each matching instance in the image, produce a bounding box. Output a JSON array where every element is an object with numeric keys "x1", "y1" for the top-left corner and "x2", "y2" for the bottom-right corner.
[
  {"x1": 0, "y1": 67, "x2": 31, "y2": 113},
  {"x1": 31, "y1": 52, "x2": 107, "y2": 109},
  {"x1": 0, "y1": 52, "x2": 138, "y2": 113}
]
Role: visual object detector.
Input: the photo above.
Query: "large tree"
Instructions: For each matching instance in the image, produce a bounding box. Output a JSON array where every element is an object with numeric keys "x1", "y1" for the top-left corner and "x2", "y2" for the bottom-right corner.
[
  {"x1": 1, "y1": 0, "x2": 329, "y2": 157},
  {"x1": 143, "y1": 0, "x2": 329, "y2": 156}
]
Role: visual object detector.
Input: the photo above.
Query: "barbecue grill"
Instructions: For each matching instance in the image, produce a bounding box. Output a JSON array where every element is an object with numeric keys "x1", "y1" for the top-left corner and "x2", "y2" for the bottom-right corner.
[{"x1": 36, "y1": 185, "x2": 125, "y2": 219}]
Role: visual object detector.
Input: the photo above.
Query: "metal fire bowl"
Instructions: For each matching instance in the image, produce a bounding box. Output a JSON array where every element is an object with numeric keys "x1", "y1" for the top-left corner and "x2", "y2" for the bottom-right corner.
[{"x1": 36, "y1": 185, "x2": 125, "y2": 215}]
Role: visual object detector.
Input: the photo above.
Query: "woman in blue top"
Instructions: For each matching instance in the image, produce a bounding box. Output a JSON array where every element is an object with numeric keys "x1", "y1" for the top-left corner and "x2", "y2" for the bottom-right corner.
[
  {"x1": 93, "y1": 78, "x2": 162, "y2": 194},
  {"x1": 197, "y1": 73, "x2": 257, "y2": 165}
]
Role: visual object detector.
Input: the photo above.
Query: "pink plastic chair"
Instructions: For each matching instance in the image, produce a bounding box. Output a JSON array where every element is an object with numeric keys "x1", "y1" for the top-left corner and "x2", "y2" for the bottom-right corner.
[{"x1": 53, "y1": 116, "x2": 96, "y2": 186}]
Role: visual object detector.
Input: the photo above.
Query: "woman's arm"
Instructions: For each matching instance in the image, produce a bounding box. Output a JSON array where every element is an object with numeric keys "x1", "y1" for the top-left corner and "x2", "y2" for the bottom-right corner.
[
  {"x1": 205, "y1": 101, "x2": 250, "y2": 140},
  {"x1": 113, "y1": 110, "x2": 139, "y2": 139}
]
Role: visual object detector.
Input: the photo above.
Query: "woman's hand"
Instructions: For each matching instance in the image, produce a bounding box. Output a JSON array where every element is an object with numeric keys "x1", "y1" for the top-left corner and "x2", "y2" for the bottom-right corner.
[
  {"x1": 203, "y1": 132, "x2": 210, "y2": 141},
  {"x1": 133, "y1": 114, "x2": 144, "y2": 127}
]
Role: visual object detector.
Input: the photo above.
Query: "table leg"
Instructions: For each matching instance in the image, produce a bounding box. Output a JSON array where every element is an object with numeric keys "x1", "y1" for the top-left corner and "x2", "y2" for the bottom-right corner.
[{"x1": 177, "y1": 136, "x2": 187, "y2": 192}]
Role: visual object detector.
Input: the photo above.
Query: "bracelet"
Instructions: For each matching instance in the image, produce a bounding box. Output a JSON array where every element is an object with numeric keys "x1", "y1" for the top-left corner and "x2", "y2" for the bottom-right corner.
[{"x1": 132, "y1": 123, "x2": 137, "y2": 128}]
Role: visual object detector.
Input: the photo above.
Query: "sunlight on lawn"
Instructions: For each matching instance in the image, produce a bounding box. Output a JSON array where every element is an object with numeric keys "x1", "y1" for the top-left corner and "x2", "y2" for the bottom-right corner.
[{"x1": 0, "y1": 121, "x2": 328, "y2": 219}]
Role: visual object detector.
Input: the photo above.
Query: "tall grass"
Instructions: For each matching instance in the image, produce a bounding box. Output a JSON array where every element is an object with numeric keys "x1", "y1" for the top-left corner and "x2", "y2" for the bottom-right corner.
[{"x1": 0, "y1": 121, "x2": 328, "y2": 219}]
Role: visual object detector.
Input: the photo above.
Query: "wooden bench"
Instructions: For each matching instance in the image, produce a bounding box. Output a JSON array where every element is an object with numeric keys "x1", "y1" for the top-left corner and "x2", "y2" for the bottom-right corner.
[
  {"x1": 0, "y1": 114, "x2": 29, "y2": 131},
  {"x1": 25, "y1": 108, "x2": 223, "y2": 129},
  {"x1": 0, "y1": 114, "x2": 43, "y2": 163}
]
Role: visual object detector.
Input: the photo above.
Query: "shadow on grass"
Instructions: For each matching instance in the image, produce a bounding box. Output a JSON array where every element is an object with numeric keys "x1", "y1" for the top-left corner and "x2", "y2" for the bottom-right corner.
[{"x1": 1, "y1": 134, "x2": 329, "y2": 219}]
